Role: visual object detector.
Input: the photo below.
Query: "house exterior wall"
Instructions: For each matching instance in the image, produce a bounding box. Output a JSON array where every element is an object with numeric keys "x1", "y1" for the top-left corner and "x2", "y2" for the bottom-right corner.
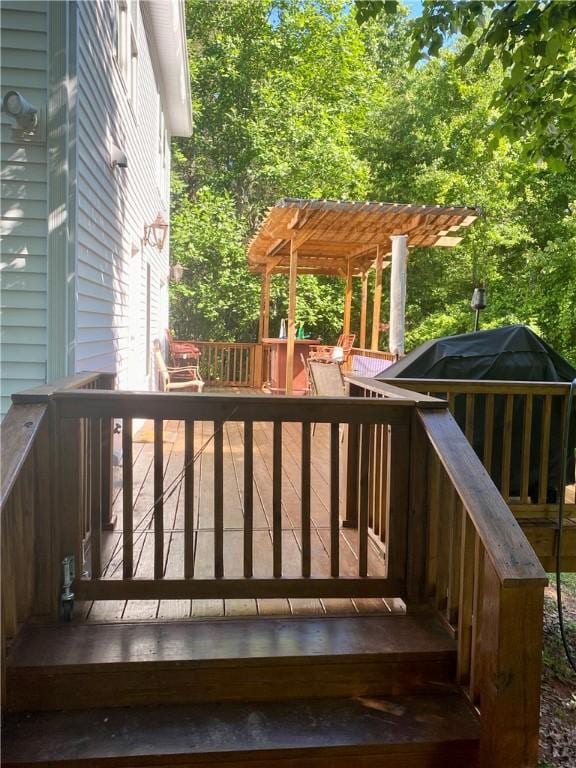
[
  {"x1": 1, "y1": 0, "x2": 176, "y2": 415},
  {"x1": 75, "y1": 0, "x2": 170, "y2": 391},
  {"x1": 0, "y1": 0, "x2": 49, "y2": 416}
]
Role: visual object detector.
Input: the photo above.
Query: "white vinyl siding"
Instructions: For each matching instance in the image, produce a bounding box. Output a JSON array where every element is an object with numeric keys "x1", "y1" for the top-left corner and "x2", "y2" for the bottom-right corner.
[
  {"x1": 0, "y1": 1, "x2": 48, "y2": 416},
  {"x1": 75, "y1": 0, "x2": 170, "y2": 390}
]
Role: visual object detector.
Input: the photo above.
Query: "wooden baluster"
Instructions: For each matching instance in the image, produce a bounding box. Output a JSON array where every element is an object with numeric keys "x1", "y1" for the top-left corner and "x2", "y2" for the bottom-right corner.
[
  {"x1": 343, "y1": 422, "x2": 360, "y2": 528},
  {"x1": 122, "y1": 418, "x2": 133, "y2": 579},
  {"x1": 379, "y1": 425, "x2": 390, "y2": 544},
  {"x1": 214, "y1": 421, "x2": 224, "y2": 578},
  {"x1": 406, "y1": 414, "x2": 428, "y2": 604},
  {"x1": 386, "y1": 423, "x2": 410, "y2": 583},
  {"x1": 154, "y1": 419, "x2": 164, "y2": 579},
  {"x1": 426, "y1": 451, "x2": 440, "y2": 598},
  {"x1": 520, "y1": 394, "x2": 533, "y2": 503},
  {"x1": 447, "y1": 491, "x2": 462, "y2": 626},
  {"x1": 435, "y1": 470, "x2": 450, "y2": 613},
  {"x1": 273, "y1": 421, "x2": 282, "y2": 577},
  {"x1": 184, "y1": 420, "x2": 195, "y2": 579},
  {"x1": 483, "y1": 394, "x2": 494, "y2": 473},
  {"x1": 469, "y1": 536, "x2": 484, "y2": 706},
  {"x1": 90, "y1": 417, "x2": 102, "y2": 579},
  {"x1": 538, "y1": 394, "x2": 552, "y2": 504},
  {"x1": 367, "y1": 424, "x2": 375, "y2": 531},
  {"x1": 101, "y1": 417, "x2": 115, "y2": 530},
  {"x1": 301, "y1": 421, "x2": 311, "y2": 578},
  {"x1": 500, "y1": 394, "x2": 513, "y2": 501},
  {"x1": 447, "y1": 392, "x2": 456, "y2": 414},
  {"x1": 478, "y1": 559, "x2": 544, "y2": 768},
  {"x1": 243, "y1": 422, "x2": 254, "y2": 578},
  {"x1": 358, "y1": 424, "x2": 370, "y2": 577},
  {"x1": 465, "y1": 394, "x2": 475, "y2": 441},
  {"x1": 457, "y1": 511, "x2": 476, "y2": 686},
  {"x1": 330, "y1": 422, "x2": 340, "y2": 577}
]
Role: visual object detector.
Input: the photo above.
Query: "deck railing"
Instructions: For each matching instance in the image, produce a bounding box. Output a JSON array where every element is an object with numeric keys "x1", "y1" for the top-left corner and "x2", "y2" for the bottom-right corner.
[
  {"x1": 347, "y1": 376, "x2": 547, "y2": 768},
  {"x1": 1, "y1": 378, "x2": 548, "y2": 766},
  {"x1": 375, "y1": 377, "x2": 575, "y2": 517},
  {"x1": 0, "y1": 372, "x2": 115, "y2": 705},
  {"x1": 193, "y1": 341, "x2": 260, "y2": 387},
  {"x1": 50, "y1": 390, "x2": 435, "y2": 601}
]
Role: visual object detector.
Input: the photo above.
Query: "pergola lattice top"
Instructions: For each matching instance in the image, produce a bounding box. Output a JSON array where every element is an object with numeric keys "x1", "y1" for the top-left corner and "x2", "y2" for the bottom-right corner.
[{"x1": 247, "y1": 198, "x2": 481, "y2": 276}]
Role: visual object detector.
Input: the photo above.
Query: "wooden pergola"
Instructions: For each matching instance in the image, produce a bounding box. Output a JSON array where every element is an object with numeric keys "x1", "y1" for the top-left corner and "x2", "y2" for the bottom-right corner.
[{"x1": 247, "y1": 198, "x2": 480, "y2": 393}]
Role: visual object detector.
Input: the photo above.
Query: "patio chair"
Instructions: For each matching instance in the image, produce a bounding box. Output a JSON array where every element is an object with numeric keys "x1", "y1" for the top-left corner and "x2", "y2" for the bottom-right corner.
[
  {"x1": 166, "y1": 329, "x2": 201, "y2": 367},
  {"x1": 308, "y1": 333, "x2": 356, "y2": 364},
  {"x1": 154, "y1": 340, "x2": 204, "y2": 392}
]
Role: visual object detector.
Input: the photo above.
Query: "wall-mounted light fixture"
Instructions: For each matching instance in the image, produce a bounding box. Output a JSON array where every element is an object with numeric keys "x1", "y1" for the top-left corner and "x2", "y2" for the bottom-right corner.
[
  {"x1": 170, "y1": 262, "x2": 186, "y2": 282},
  {"x1": 470, "y1": 287, "x2": 487, "y2": 332},
  {"x1": 1, "y1": 90, "x2": 45, "y2": 142},
  {"x1": 110, "y1": 144, "x2": 128, "y2": 170},
  {"x1": 143, "y1": 213, "x2": 168, "y2": 251}
]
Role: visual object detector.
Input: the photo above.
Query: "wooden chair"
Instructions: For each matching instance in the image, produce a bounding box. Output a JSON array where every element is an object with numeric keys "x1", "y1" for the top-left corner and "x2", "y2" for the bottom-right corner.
[
  {"x1": 154, "y1": 340, "x2": 204, "y2": 392},
  {"x1": 309, "y1": 333, "x2": 356, "y2": 364},
  {"x1": 166, "y1": 329, "x2": 201, "y2": 367}
]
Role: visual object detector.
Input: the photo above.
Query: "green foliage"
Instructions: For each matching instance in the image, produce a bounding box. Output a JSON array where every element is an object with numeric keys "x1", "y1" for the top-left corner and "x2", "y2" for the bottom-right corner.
[
  {"x1": 356, "y1": 0, "x2": 576, "y2": 170},
  {"x1": 172, "y1": 0, "x2": 576, "y2": 366}
]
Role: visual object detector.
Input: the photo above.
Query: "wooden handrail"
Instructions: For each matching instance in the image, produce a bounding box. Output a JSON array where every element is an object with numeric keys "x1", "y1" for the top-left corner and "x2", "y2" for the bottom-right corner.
[
  {"x1": 346, "y1": 375, "x2": 446, "y2": 406},
  {"x1": 378, "y1": 377, "x2": 571, "y2": 396},
  {"x1": 52, "y1": 389, "x2": 417, "y2": 424},
  {"x1": 11, "y1": 371, "x2": 116, "y2": 404},
  {"x1": 418, "y1": 408, "x2": 547, "y2": 588}
]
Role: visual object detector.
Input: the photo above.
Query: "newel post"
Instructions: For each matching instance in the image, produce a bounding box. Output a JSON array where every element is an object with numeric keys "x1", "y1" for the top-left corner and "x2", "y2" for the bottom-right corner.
[
  {"x1": 478, "y1": 557, "x2": 545, "y2": 768},
  {"x1": 50, "y1": 399, "x2": 84, "y2": 620}
]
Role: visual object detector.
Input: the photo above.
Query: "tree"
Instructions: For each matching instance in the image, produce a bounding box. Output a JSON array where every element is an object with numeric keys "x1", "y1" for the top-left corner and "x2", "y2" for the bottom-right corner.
[{"x1": 356, "y1": 1, "x2": 576, "y2": 170}]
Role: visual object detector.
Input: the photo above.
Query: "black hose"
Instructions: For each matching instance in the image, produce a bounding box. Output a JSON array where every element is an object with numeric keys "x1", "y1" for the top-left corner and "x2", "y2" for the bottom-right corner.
[{"x1": 555, "y1": 377, "x2": 576, "y2": 673}]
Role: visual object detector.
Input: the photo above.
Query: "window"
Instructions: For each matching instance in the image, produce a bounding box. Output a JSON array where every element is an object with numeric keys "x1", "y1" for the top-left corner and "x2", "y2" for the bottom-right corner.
[{"x1": 115, "y1": 0, "x2": 138, "y2": 112}]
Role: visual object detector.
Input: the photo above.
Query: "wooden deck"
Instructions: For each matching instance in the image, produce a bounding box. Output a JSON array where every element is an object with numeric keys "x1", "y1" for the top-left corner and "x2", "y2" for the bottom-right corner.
[{"x1": 80, "y1": 419, "x2": 399, "y2": 623}]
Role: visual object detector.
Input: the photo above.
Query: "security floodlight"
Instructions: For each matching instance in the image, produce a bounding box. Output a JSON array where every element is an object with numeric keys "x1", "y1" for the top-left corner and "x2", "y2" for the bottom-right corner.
[
  {"x1": 110, "y1": 144, "x2": 128, "y2": 169},
  {"x1": 2, "y1": 90, "x2": 39, "y2": 132}
]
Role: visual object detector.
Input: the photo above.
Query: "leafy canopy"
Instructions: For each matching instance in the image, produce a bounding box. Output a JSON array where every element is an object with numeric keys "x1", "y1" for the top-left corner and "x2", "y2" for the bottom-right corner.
[{"x1": 356, "y1": 1, "x2": 576, "y2": 170}]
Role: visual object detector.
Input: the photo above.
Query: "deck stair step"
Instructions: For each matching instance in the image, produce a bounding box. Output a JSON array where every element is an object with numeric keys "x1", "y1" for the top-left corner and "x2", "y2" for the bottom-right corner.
[
  {"x1": 7, "y1": 613, "x2": 455, "y2": 711},
  {"x1": 6, "y1": 613, "x2": 456, "y2": 711},
  {"x1": 2, "y1": 693, "x2": 480, "y2": 767}
]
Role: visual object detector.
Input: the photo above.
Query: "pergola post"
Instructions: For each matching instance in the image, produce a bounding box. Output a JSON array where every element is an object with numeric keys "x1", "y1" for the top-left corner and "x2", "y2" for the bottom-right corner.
[
  {"x1": 389, "y1": 234, "x2": 408, "y2": 356},
  {"x1": 371, "y1": 245, "x2": 383, "y2": 350},
  {"x1": 359, "y1": 271, "x2": 368, "y2": 349},
  {"x1": 258, "y1": 270, "x2": 270, "y2": 342},
  {"x1": 285, "y1": 239, "x2": 298, "y2": 394},
  {"x1": 343, "y1": 260, "x2": 353, "y2": 339}
]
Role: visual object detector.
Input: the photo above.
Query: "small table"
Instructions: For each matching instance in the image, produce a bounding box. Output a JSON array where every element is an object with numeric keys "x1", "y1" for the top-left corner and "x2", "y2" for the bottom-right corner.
[{"x1": 263, "y1": 338, "x2": 319, "y2": 395}]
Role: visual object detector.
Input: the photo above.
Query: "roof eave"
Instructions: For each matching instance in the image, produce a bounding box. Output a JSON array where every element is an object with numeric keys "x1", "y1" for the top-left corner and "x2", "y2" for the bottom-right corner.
[{"x1": 143, "y1": 0, "x2": 193, "y2": 137}]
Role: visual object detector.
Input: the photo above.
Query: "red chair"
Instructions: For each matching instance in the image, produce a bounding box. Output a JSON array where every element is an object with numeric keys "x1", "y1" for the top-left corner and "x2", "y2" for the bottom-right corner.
[{"x1": 166, "y1": 329, "x2": 201, "y2": 367}]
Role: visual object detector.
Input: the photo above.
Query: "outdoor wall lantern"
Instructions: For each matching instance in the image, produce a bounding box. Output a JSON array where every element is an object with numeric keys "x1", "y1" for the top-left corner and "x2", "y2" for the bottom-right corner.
[
  {"x1": 1, "y1": 90, "x2": 45, "y2": 141},
  {"x1": 470, "y1": 287, "x2": 487, "y2": 332},
  {"x1": 170, "y1": 262, "x2": 186, "y2": 282},
  {"x1": 143, "y1": 214, "x2": 169, "y2": 251}
]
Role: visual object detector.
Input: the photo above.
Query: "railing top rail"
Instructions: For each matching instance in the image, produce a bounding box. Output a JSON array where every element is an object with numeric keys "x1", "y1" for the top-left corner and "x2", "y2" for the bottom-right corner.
[
  {"x1": 350, "y1": 347, "x2": 396, "y2": 359},
  {"x1": 346, "y1": 375, "x2": 447, "y2": 408},
  {"x1": 378, "y1": 377, "x2": 572, "y2": 396},
  {"x1": 418, "y1": 407, "x2": 547, "y2": 588},
  {"x1": 1, "y1": 403, "x2": 47, "y2": 509},
  {"x1": 193, "y1": 341, "x2": 258, "y2": 348},
  {"x1": 51, "y1": 388, "x2": 417, "y2": 425},
  {"x1": 11, "y1": 372, "x2": 116, "y2": 404}
]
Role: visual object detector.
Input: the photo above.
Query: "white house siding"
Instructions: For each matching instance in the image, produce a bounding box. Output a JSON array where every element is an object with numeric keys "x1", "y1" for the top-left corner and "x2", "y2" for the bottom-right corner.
[
  {"x1": 0, "y1": 0, "x2": 48, "y2": 416},
  {"x1": 75, "y1": 0, "x2": 170, "y2": 391}
]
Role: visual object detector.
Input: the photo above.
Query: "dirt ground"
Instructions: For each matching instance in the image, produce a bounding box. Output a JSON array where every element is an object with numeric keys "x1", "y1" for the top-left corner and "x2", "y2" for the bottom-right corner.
[{"x1": 538, "y1": 573, "x2": 576, "y2": 768}]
